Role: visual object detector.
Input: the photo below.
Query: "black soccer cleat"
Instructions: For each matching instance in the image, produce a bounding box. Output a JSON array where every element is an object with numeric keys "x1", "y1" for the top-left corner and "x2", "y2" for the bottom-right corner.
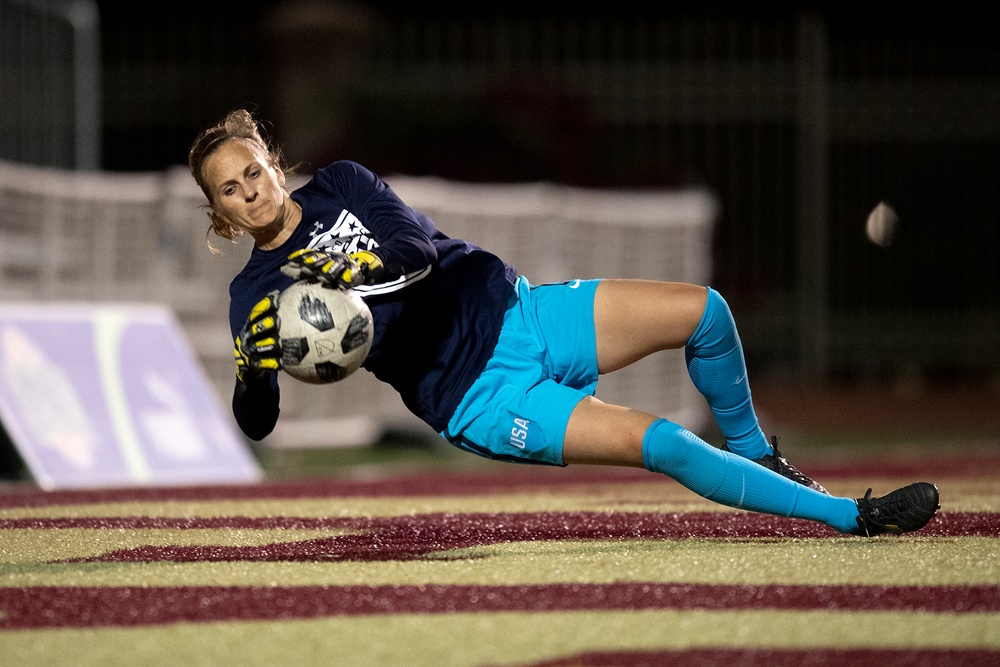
[
  {"x1": 852, "y1": 482, "x2": 940, "y2": 537},
  {"x1": 753, "y1": 435, "x2": 829, "y2": 495}
]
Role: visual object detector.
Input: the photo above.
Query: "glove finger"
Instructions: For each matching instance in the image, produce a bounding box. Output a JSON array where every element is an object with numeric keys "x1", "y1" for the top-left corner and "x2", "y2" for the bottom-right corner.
[
  {"x1": 284, "y1": 250, "x2": 358, "y2": 287},
  {"x1": 287, "y1": 249, "x2": 328, "y2": 269},
  {"x1": 348, "y1": 250, "x2": 384, "y2": 286},
  {"x1": 330, "y1": 255, "x2": 360, "y2": 287},
  {"x1": 340, "y1": 265, "x2": 365, "y2": 287},
  {"x1": 307, "y1": 254, "x2": 345, "y2": 283},
  {"x1": 286, "y1": 248, "x2": 319, "y2": 262},
  {"x1": 350, "y1": 262, "x2": 368, "y2": 287},
  {"x1": 285, "y1": 256, "x2": 319, "y2": 272},
  {"x1": 248, "y1": 332, "x2": 280, "y2": 356},
  {"x1": 235, "y1": 338, "x2": 260, "y2": 381},
  {"x1": 334, "y1": 255, "x2": 361, "y2": 287},
  {"x1": 249, "y1": 314, "x2": 279, "y2": 338},
  {"x1": 238, "y1": 316, "x2": 281, "y2": 359},
  {"x1": 248, "y1": 295, "x2": 279, "y2": 324},
  {"x1": 249, "y1": 356, "x2": 281, "y2": 372},
  {"x1": 281, "y1": 257, "x2": 332, "y2": 284}
]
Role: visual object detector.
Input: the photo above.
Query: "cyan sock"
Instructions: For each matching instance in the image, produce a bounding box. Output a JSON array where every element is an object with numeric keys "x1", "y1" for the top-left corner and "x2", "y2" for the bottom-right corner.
[
  {"x1": 642, "y1": 419, "x2": 859, "y2": 533},
  {"x1": 685, "y1": 287, "x2": 770, "y2": 460}
]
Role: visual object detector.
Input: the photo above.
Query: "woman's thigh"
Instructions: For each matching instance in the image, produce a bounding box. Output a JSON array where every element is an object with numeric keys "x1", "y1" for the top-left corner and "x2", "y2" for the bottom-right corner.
[{"x1": 593, "y1": 280, "x2": 707, "y2": 373}]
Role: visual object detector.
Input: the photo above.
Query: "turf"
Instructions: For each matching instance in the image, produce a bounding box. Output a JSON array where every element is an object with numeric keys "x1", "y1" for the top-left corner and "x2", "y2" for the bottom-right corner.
[{"x1": 1, "y1": 445, "x2": 998, "y2": 666}]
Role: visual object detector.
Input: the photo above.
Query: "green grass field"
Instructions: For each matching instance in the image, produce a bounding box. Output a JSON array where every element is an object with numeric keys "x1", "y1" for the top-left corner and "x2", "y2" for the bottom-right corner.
[{"x1": 1, "y1": 423, "x2": 998, "y2": 667}]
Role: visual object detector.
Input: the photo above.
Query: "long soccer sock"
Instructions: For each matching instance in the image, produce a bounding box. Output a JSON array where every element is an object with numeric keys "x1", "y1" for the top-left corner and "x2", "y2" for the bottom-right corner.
[
  {"x1": 642, "y1": 418, "x2": 860, "y2": 533},
  {"x1": 685, "y1": 287, "x2": 770, "y2": 460}
]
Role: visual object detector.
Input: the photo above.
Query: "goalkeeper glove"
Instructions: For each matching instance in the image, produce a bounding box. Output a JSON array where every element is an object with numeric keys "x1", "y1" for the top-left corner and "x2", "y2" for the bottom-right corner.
[
  {"x1": 235, "y1": 291, "x2": 281, "y2": 383},
  {"x1": 281, "y1": 248, "x2": 384, "y2": 288},
  {"x1": 345, "y1": 249, "x2": 385, "y2": 285}
]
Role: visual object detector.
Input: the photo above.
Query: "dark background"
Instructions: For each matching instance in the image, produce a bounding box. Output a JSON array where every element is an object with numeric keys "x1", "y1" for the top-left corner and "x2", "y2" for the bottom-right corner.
[{"x1": 3, "y1": 1, "x2": 999, "y2": 390}]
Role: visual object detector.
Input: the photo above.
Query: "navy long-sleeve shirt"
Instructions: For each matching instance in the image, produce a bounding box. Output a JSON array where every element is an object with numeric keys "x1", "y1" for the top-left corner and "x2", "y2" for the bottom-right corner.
[{"x1": 229, "y1": 160, "x2": 518, "y2": 439}]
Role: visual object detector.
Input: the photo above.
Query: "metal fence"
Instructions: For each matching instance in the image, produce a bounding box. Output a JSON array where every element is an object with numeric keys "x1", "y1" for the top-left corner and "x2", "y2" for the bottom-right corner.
[
  {"x1": 3, "y1": 5, "x2": 998, "y2": 385},
  {"x1": 278, "y1": 9, "x2": 1000, "y2": 384}
]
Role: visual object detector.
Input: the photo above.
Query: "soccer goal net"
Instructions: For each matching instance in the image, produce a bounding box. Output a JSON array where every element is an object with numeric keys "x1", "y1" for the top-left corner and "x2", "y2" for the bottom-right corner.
[
  {"x1": 0, "y1": 159, "x2": 717, "y2": 448},
  {"x1": 383, "y1": 176, "x2": 718, "y2": 440}
]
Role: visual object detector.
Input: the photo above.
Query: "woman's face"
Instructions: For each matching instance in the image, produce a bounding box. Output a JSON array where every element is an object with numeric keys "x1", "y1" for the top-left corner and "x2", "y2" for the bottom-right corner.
[{"x1": 201, "y1": 138, "x2": 289, "y2": 237}]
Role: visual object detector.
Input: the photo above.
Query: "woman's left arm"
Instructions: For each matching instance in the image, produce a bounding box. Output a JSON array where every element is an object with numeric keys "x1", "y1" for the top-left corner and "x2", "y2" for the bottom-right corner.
[{"x1": 328, "y1": 161, "x2": 438, "y2": 281}]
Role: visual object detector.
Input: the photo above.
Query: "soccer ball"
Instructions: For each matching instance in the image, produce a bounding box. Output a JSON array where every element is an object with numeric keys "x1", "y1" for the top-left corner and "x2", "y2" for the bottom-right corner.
[{"x1": 277, "y1": 280, "x2": 374, "y2": 384}]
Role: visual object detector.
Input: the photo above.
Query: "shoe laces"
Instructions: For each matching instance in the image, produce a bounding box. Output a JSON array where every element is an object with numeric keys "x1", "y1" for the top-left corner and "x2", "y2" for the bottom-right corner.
[
  {"x1": 768, "y1": 436, "x2": 810, "y2": 484},
  {"x1": 856, "y1": 488, "x2": 877, "y2": 537},
  {"x1": 856, "y1": 487, "x2": 907, "y2": 535}
]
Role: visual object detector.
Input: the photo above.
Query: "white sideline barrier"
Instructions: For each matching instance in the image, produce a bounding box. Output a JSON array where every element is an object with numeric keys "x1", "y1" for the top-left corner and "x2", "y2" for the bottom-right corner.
[
  {"x1": 0, "y1": 160, "x2": 717, "y2": 451},
  {"x1": 0, "y1": 303, "x2": 261, "y2": 489}
]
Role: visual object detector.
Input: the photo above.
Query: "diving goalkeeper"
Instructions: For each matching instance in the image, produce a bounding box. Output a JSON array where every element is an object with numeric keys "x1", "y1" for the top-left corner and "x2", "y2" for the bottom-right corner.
[{"x1": 188, "y1": 109, "x2": 939, "y2": 538}]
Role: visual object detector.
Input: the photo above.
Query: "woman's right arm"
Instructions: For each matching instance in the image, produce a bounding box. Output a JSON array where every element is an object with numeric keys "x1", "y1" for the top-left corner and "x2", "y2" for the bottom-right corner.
[{"x1": 230, "y1": 289, "x2": 282, "y2": 440}]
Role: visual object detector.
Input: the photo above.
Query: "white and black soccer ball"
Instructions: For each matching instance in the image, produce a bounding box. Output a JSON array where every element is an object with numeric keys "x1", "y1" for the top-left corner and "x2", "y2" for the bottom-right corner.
[{"x1": 277, "y1": 281, "x2": 374, "y2": 384}]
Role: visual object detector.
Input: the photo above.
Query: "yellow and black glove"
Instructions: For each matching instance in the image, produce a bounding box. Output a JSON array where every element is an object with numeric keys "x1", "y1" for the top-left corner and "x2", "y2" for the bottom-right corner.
[
  {"x1": 344, "y1": 249, "x2": 385, "y2": 285},
  {"x1": 234, "y1": 291, "x2": 281, "y2": 383},
  {"x1": 281, "y1": 248, "x2": 384, "y2": 288}
]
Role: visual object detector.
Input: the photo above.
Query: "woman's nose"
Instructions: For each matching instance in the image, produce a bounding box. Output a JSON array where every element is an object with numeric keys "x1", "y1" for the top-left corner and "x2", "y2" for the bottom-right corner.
[{"x1": 245, "y1": 189, "x2": 258, "y2": 202}]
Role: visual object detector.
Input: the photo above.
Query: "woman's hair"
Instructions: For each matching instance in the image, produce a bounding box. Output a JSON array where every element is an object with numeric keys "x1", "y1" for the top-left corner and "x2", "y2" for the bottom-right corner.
[{"x1": 188, "y1": 109, "x2": 285, "y2": 248}]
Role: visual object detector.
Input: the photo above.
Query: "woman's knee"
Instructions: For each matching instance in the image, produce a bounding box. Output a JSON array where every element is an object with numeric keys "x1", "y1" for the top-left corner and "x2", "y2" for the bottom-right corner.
[{"x1": 562, "y1": 397, "x2": 656, "y2": 466}]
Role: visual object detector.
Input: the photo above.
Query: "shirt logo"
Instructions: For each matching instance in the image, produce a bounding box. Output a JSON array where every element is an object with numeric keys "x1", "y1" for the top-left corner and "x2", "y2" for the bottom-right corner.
[
  {"x1": 302, "y1": 206, "x2": 431, "y2": 296},
  {"x1": 308, "y1": 210, "x2": 376, "y2": 255}
]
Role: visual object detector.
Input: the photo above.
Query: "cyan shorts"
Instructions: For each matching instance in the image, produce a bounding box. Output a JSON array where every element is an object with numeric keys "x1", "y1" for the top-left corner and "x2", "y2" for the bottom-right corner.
[{"x1": 441, "y1": 275, "x2": 601, "y2": 466}]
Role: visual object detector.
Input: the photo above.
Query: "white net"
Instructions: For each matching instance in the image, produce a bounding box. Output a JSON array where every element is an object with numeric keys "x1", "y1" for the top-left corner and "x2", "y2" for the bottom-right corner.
[
  {"x1": 0, "y1": 159, "x2": 251, "y2": 415},
  {"x1": 0, "y1": 160, "x2": 717, "y2": 447},
  {"x1": 388, "y1": 176, "x2": 718, "y2": 436}
]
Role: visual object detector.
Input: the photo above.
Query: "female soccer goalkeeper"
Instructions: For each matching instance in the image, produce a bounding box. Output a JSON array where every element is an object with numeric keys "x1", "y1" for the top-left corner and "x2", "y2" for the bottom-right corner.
[{"x1": 189, "y1": 109, "x2": 939, "y2": 538}]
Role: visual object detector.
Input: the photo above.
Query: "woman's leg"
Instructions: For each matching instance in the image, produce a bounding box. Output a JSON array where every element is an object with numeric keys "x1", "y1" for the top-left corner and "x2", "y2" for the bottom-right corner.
[
  {"x1": 683, "y1": 286, "x2": 772, "y2": 459},
  {"x1": 591, "y1": 279, "x2": 707, "y2": 373},
  {"x1": 562, "y1": 397, "x2": 861, "y2": 532},
  {"x1": 592, "y1": 279, "x2": 769, "y2": 458},
  {"x1": 563, "y1": 278, "x2": 938, "y2": 536}
]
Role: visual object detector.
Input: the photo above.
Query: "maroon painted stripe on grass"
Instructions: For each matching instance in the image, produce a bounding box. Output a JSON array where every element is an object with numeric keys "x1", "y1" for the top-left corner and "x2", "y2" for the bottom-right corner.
[
  {"x1": 2, "y1": 511, "x2": 993, "y2": 538},
  {"x1": 0, "y1": 455, "x2": 989, "y2": 508},
  {"x1": 525, "y1": 648, "x2": 1000, "y2": 667},
  {"x1": 2, "y1": 512, "x2": 993, "y2": 566},
  {"x1": 0, "y1": 469, "x2": 650, "y2": 507},
  {"x1": 1, "y1": 583, "x2": 997, "y2": 629}
]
